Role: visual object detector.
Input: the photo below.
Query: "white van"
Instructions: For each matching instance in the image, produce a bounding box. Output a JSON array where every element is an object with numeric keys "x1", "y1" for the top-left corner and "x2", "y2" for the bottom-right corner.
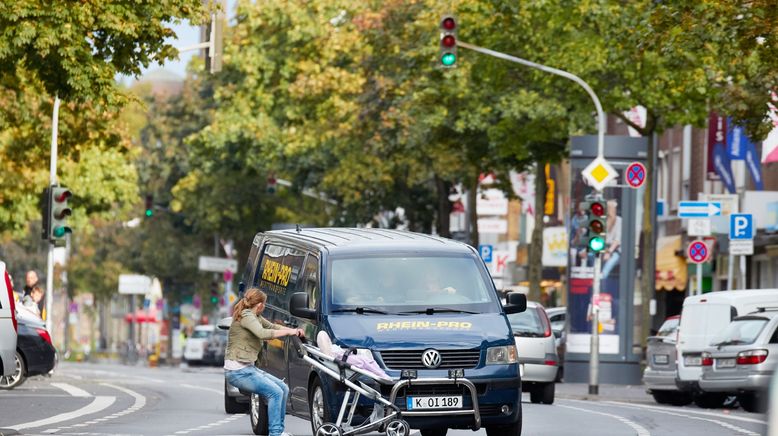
[
  {"x1": 183, "y1": 324, "x2": 215, "y2": 365},
  {"x1": 0, "y1": 262, "x2": 19, "y2": 377},
  {"x1": 676, "y1": 289, "x2": 778, "y2": 408}
]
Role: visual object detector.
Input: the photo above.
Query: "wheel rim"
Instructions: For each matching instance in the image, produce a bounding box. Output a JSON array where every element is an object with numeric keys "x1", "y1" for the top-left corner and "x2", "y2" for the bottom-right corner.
[
  {"x1": 0, "y1": 354, "x2": 22, "y2": 388},
  {"x1": 316, "y1": 423, "x2": 341, "y2": 436},
  {"x1": 386, "y1": 420, "x2": 409, "y2": 436},
  {"x1": 250, "y1": 394, "x2": 260, "y2": 424},
  {"x1": 311, "y1": 386, "x2": 325, "y2": 430}
]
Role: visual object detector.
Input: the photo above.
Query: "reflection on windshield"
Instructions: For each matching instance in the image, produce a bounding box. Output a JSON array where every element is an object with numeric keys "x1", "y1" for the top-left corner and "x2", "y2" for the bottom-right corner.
[
  {"x1": 710, "y1": 319, "x2": 767, "y2": 346},
  {"x1": 507, "y1": 308, "x2": 545, "y2": 336},
  {"x1": 329, "y1": 256, "x2": 496, "y2": 311}
]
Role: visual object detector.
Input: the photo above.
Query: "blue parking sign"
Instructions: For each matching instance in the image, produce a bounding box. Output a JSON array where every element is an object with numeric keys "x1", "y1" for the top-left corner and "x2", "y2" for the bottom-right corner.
[
  {"x1": 729, "y1": 214, "x2": 753, "y2": 240},
  {"x1": 479, "y1": 244, "x2": 493, "y2": 262}
]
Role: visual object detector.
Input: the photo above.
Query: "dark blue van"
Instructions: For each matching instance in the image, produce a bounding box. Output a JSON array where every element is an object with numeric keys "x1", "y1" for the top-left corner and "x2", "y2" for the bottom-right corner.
[{"x1": 230, "y1": 228, "x2": 526, "y2": 436}]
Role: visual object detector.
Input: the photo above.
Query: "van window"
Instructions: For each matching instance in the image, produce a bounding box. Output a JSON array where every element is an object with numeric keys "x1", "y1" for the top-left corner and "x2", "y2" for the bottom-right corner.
[
  {"x1": 255, "y1": 244, "x2": 307, "y2": 308},
  {"x1": 679, "y1": 304, "x2": 733, "y2": 345},
  {"x1": 328, "y1": 255, "x2": 500, "y2": 313},
  {"x1": 301, "y1": 254, "x2": 320, "y2": 310}
]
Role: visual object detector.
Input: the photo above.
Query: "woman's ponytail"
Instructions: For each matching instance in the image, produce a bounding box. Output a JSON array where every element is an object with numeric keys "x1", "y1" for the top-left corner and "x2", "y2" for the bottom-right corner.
[{"x1": 232, "y1": 288, "x2": 267, "y2": 321}]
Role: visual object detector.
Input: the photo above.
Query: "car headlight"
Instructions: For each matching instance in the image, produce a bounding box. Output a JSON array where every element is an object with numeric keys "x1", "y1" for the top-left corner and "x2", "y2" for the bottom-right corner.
[{"x1": 486, "y1": 345, "x2": 518, "y2": 365}]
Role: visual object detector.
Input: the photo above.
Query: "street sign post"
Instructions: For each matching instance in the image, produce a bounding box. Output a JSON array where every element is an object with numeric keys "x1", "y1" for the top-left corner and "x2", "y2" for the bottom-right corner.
[
  {"x1": 678, "y1": 201, "x2": 722, "y2": 218},
  {"x1": 728, "y1": 214, "x2": 754, "y2": 290},
  {"x1": 687, "y1": 240, "x2": 709, "y2": 296},
  {"x1": 581, "y1": 156, "x2": 618, "y2": 191},
  {"x1": 729, "y1": 214, "x2": 754, "y2": 240},
  {"x1": 478, "y1": 244, "x2": 493, "y2": 262},
  {"x1": 198, "y1": 256, "x2": 238, "y2": 273},
  {"x1": 624, "y1": 162, "x2": 647, "y2": 189}
]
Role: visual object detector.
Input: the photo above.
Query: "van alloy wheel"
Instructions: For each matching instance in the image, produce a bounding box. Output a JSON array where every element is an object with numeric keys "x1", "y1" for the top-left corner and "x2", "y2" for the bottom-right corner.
[{"x1": 311, "y1": 385, "x2": 325, "y2": 430}]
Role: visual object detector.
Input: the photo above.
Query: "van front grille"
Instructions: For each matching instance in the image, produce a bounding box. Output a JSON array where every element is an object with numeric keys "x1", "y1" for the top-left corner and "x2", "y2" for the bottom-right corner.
[{"x1": 380, "y1": 349, "x2": 481, "y2": 369}]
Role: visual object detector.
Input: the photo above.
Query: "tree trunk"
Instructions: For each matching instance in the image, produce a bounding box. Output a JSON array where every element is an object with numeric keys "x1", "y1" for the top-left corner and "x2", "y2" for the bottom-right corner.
[
  {"x1": 528, "y1": 163, "x2": 546, "y2": 303},
  {"x1": 435, "y1": 175, "x2": 452, "y2": 238},
  {"x1": 639, "y1": 131, "x2": 657, "y2": 353},
  {"x1": 468, "y1": 175, "x2": 479, "y2": 248}
]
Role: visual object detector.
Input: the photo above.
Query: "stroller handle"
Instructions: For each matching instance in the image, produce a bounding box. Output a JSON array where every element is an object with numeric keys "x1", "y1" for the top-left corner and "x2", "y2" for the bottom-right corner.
[{"x1": 289, "y1": 334, "x2": 308, "y2": 358}]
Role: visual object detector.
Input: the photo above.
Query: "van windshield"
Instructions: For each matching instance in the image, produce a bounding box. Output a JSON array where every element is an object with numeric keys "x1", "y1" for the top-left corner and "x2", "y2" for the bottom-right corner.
[{"x1": 328, "y1": 255, "x2": 499, "y2": 313}]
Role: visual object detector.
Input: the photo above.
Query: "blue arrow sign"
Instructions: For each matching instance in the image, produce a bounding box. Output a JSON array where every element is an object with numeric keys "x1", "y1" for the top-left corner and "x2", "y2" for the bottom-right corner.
[{"x1": 678, "y1": 201, "x2": 722, "y2": 218}]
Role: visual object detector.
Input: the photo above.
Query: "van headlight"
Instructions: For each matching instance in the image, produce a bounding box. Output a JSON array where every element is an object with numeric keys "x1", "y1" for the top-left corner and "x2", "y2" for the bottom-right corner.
[{"x1": 486, "y1": 345, "x2": 518, "y2": 365}]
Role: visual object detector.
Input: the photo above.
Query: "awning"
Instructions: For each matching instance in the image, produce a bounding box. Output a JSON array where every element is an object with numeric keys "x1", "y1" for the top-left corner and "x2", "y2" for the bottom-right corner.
[
  {"x1": 655, "y1": 235, "x2": 687, "y2": 291},
  {"x1": 124, "y1": 309, "x2": 159, "y2": 323}
]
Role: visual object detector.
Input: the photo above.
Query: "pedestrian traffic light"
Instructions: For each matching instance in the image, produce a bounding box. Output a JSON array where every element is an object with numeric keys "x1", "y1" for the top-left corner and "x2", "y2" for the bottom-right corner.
[
  {"x1": 439, "y1": 15, "x2": 457, "y2": 67},
  {"x1": 587, "y1": 199, "x2": 607, "y2": 253},
  {"x1": 49, "y1": 186, "x2": 72, "y2": 243},
  {"x1": 267, "y1": 176, "x2": 277, "y2": 194},
  {"x1": 210, "y1": 282, "x2": 219, "y2": 304},
  {"x1": 144, "y1": 195, "x2": 153, "y2": 218}
]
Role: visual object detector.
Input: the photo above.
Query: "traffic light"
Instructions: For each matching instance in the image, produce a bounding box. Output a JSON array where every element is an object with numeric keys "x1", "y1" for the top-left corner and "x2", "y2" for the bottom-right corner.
[
  {"x1": 586, "y1": 199, "x2": 607, "y2": 253},
  {"x1": 144, "y1": 195, "x2": 154, "y2": 218},
  {"x1": 267, "y1": 176, "x2": 277, "y2": 194},
  {"x1": 49, "y1": 186, "x2": 72, "y2": 243},
  {"x1": 439, "y1": 15, "x2": 457, "y2": 67},
  {"x1": 210, "y1": 282, "x2": 219, "y2": 304}
]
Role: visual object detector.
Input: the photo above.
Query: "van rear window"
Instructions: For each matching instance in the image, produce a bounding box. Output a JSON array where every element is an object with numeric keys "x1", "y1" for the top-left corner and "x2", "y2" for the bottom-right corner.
[{"x1": 679, "y1": 304, "x2": 732, "y2": 342}]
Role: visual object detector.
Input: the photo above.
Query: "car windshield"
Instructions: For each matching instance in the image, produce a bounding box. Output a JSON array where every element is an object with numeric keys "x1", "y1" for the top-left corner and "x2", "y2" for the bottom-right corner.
[
  {"x1": 192, "y1": 330, "x2": 211, "y2": 339},
  {"x1": 507, "y1": 307, "x2": 547, "y2": 337},
  {"x1": 656, "y1": 317, "x2": 679, "y2": 337},
  {"x1": 709, "y1": 318, "x2": 767, "y2": 346},
  {"x1": 328, "y1": 255, "x2": 499, "y2": 313}
]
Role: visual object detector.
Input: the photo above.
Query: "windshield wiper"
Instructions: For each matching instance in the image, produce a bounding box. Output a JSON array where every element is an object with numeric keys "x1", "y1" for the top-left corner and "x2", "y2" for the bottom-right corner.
[
  {"x1": 714, "y1": 339, "x2": 745, "y2": 348},
  {"x1": 399, "y1": 308, "x2": 479, "y2": 315},
  {"x1": 331, "y1": 307, "x2": 394, "y2": 315}
]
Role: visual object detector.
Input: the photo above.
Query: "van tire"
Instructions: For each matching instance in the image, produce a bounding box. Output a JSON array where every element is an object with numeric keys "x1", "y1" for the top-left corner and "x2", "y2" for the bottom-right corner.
[
  {"x1": 224, "y1": 381, "x2": 249, "y2": 414},
  {"x1": 309, "y1": 377, "x2": 333, "y2": 436},
  {"x1": 420, "y1": 429, "x2": 447, "y2": 436},
  {"x1": 739, "y1": 393, "x2": 766, "y2": 413},
  {"x1": 693, "y1": 392, "x2": 727, "y2": 409},
  {"x1": 250, "y1": 393, "x2": 269, "y2": 435}
]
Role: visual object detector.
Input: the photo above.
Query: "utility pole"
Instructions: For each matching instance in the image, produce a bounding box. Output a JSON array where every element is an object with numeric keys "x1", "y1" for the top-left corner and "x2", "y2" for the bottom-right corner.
[
  {"x1": 456, "y1": 39, "x2": 609, "y2": 395},
  {"x1": 45, "y1": 96, "x2": 61, "y2": 334}
]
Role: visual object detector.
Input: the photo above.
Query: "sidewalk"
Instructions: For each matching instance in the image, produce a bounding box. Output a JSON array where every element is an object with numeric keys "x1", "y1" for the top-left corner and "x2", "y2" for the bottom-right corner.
[{"x1": 555, "y1": 382, "x2": 654, "y2": 403}]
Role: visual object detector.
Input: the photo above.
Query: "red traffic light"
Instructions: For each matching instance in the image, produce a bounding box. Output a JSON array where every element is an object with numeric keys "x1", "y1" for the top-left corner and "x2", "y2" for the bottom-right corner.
[
  {"x1": 441, "y1": 34, "x2": 456, "y2": 48},
  {"x1": 590, "y1": 201, "x2": 605, "y2": 217},
  {"x1": 441, "y1": 17, "x2": 456, "y2": 30},
  {"x1": 589, "y1": 220, "x2": 604, "y2": 234},
  {"x1": 54, "y1": 190, "x2": 71, "y2": 202}
]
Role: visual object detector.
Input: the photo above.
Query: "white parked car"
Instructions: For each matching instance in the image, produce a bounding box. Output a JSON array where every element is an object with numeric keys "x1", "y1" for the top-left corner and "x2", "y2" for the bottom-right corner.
[
  {"x1": 508, "y1": 301, "x2": 558, "y2": 404},
  {"x1": 184, "y1": 324, "x2": 216, "y2": 365},
  {"x1": 0, "y1": 262, "x2": 19, "y2": 379}
]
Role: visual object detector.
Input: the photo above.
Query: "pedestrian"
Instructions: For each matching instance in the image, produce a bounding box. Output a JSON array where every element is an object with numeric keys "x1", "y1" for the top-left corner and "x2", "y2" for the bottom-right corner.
[
  {"x1": 224, "y1": 288, "x2": 304, "y2": 436},
  {"x1": 23, "y1": 270, "x2": 44, "y2": 316},
  {"x1": 21, "y1": 285, "x2": 44, "y2": 318}
]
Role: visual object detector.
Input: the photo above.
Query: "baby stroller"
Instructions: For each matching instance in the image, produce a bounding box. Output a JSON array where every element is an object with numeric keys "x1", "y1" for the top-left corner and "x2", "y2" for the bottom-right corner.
[{"x1": 294, "y1": 337, "x2": 411, "y2": 436}]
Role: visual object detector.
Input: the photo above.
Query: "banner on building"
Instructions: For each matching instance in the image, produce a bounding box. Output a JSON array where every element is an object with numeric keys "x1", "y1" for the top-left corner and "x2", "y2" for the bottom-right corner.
[
  {"x1": 713, "y1": 142, "x2": 736, "y2": 194},
  {"x1": 707, "y1": 112, "x2": 726, "y2": 180},
  {"x1": 542, "y1": 226, "x2": 568, "y2": 267},
  {"x1": 763, "y1": 92, "x2": 778, "y2": 163}
]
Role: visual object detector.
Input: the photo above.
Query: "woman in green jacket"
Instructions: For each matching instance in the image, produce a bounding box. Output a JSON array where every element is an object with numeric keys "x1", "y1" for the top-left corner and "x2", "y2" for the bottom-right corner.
[{"x1": 224, "y1": 288, "x2": 304, "y2": 436}]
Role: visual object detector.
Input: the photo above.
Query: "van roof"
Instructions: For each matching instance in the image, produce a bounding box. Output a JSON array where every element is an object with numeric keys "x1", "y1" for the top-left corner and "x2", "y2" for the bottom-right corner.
[
  {"x1": 683, "y1": 289, "x2": 778, "y2": 306},
  {"x1": 265, "y1": 228, "x2": 476, "y2": 256}
]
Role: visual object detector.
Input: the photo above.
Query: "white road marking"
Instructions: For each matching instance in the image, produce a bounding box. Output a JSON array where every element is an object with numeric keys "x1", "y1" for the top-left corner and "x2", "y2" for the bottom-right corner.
[
  {"x1": 558, "y1": 403, "x2": 651, "y2": 436},
  {"x1": 172, "y1": 414, "x2": 248, "y2": 434},
  {"x1": 603, "y1": 400, "x2": 768, "y2": 425},
  {"x1": 180, "y1": 383, "x2": 222, "y2": 395},
  {"x1": 7, "y1": 396, "x2": 116, "y2": 430},
  {"x1": 51, "y1": 382, "x2": 92, "y2": 397},
  {"x1": 595, "y1": 400, "x2": 762, "y2": 435}
]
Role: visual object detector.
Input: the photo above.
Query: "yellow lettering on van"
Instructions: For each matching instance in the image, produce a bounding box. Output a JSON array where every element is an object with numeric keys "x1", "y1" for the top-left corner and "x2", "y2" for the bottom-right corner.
[
  {"x1": 401, "y1": 322, "x2": 412, "y2": 329},
  {"x1": 388, "y1": 322, "x2": 402, "y2": 329},
  {"x1": 436, "y1": 321, "x2": 448, "y2": 328},
  {"x1": 377, "y1": 323, "x2": 389, "y2": 331},
  {"x1": 414, "y1": 321, "x2": 430, "y2": 328},
  {"x1": 460, "y1": 322, "x2": 472, "y2": 329}
]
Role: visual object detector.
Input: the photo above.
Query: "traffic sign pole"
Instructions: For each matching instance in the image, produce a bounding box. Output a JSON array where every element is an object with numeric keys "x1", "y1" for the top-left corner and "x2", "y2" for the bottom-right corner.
[{"x1": 589, "y1": 254, "x2": 601, "y2": 396}]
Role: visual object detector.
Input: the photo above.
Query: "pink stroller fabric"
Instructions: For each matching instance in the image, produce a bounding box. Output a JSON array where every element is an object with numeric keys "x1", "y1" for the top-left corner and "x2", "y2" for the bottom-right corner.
[{"x1": 317, "y1": 331, "x2": 390, "y2": 380}]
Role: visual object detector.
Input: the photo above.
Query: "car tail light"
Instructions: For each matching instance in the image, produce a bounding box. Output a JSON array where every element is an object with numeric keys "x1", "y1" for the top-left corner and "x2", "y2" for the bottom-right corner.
[
  {"x1": 5, "y1": 271, "x2": 17, "y2": 333},
  {"x1": 539, "y1": 307, "x2": 552, "y2": 338},
  {"x1": 35, "y1": 328, "x2": 52, "y2": 345},
  {"x1": 701, "y1": 352, "x2": 713, "y2": 367},
  {"x1": 544, "y1": 353, "x2": 557, "y2": 366},
  {"x1": 736, "y1": 350, "x2": 768, "y2": 365}
]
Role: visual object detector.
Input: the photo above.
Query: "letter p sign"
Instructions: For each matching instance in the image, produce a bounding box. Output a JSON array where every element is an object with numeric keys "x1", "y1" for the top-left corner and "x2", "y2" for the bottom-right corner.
[{"x1": 729, "y1": 214, "x2": 753, "y2": 240}]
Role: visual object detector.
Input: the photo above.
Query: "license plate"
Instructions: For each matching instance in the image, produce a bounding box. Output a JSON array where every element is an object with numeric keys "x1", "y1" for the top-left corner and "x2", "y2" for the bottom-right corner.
[
  {"x1": 684, "y1": 356, "x2": 702, "y2": 366},
  {"x1": 653, "y1": 354, "x2": 669, "y2": 365},
  {"x1": 406, "y1": 396, "x2": 462, "y2": 410},
  {"x1": 716, "y1": 358, "x2": 736, "y2": 369}
]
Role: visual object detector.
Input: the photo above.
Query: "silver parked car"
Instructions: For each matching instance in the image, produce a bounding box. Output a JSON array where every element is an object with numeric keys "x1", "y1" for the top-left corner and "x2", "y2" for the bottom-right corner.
[
  {"x1": 509, "y1": 301, "x2": 558, "y2": 404},
  {"x1": 643, "y1": 315, "x2": 692, "y2": 405},
  {"x1": 545, "y1": 306, "x2": 566, "y2": 381},
  {"x1": 0, "y1": 262, "x2": 18, "y2": 379},
  {"x1": 700, "y1": 308, "x2": 778, "y2": 413}
]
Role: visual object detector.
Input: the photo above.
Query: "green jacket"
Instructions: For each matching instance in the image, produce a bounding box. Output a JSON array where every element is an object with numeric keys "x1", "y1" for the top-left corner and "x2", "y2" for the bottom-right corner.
[{"x1": 225, "y1": 309, "x2": 283, "y2": 363}]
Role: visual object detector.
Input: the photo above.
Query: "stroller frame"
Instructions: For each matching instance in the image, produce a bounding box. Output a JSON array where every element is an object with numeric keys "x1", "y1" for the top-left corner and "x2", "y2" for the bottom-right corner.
[{"x1": 298, "y1": 341, "x2": 482, "y2": 436}]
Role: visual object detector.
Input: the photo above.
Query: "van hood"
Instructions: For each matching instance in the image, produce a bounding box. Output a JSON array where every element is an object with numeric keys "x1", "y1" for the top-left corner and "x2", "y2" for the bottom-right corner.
[{"x1": 327, "y1": 313, "x2": 511, "y2": 349}]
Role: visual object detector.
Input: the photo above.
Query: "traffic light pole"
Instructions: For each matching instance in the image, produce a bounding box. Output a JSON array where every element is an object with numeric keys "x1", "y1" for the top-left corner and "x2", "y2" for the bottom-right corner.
[
  {"x1": 45, "y1": 95, "x2": 61, "y2": 334},
  {"x1": 457, "y1": 40, "x2": 607, "y2": 395}
]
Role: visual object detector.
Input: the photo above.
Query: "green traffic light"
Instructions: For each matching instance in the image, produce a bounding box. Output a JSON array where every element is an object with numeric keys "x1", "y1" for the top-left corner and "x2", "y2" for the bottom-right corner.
[
  {"x1": 145, "y1": 209, "x2": 153, "y2": 217},
  {"x1": 441, "y1": 52, "x2": 456, "y2": 66},
  {"x1": 211, "y1": 297, "x2": 218, "y2": 304},
  {"x1": 588, "y1": 236, "x2": 606, "y2": 252},
  {"x1": 53, "y1": 226, "x2": 71, "y2": 238}
]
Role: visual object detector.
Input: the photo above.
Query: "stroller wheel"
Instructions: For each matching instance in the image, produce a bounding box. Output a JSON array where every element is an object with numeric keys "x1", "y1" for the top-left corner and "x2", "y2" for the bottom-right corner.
[
  {"x1": 386, "y1": 419, "x2": 411, "y2": 436},
  {"x1": 315, "y1": 423, "x2": 342, "y2": 436}
]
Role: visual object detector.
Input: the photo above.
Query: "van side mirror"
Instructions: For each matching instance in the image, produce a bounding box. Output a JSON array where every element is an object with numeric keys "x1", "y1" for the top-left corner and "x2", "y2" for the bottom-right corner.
[
  {"x1": 503, "y1": 292, "x2": 527, "y2": 314},
  {"x1": 290, "y1": 292, "x2": 316, "y2": 320},
  {"x1": 217, "y1": 317, "x2": 232, "y2": 330}
]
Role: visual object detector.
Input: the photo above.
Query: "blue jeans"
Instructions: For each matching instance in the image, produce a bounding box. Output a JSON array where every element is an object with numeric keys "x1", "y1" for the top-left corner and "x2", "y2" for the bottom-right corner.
[
  {"x1": 226, "y1": 366, "x2": 289, "y2": 436},
  {"x1": 601, "y1": 251, "x2": 620, "y2": 280}
]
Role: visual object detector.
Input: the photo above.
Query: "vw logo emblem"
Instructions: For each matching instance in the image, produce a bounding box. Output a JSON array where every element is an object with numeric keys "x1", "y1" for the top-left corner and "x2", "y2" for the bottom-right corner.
[{"x1": 422, "y1": 349, "x2": 442, "y2": 369}]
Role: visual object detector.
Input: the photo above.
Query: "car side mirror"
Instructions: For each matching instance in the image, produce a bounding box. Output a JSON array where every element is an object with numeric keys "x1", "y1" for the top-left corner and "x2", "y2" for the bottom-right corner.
[
  {"x1": 503, "y1": 292, "x2": 527, "y2": 314},
  {"x1": 290, "y1": 292, "x2": 316, "y2": 320},
  {"x1": 217, "y1": 317, "x2": 232, "y2": 330},
  {"x1": 238, "y1": 281, "x2": 246, "y2": 296}
]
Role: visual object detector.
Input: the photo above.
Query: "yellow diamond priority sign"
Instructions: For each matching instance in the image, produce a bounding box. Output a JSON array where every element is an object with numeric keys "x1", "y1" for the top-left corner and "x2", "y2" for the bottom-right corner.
[{"x1": 582, "y1": 157, "x2": 617, "y2": 191}]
